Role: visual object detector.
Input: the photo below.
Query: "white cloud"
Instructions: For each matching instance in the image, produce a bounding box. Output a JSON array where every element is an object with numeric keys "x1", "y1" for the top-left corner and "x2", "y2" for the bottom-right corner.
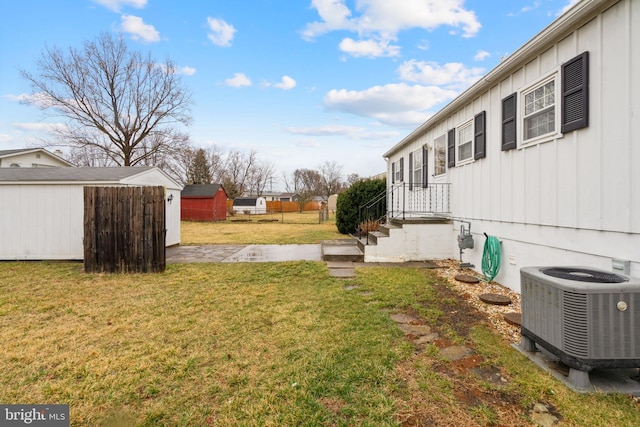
[
  {"x1": 207, "y1": 17, "x2": 236, "y2": 47},
  {"x1": 286, "y1": 125, "x2": 399, "y2": 140},
  {"x1": 521, "y1": 1, "x2": 542, "y2": 13},
  {"x1": 303, "y1": 0, "x2": 481, "y2": 50},
  {"x1": 156, "y1": 64, "x2": 196, "y2": 76},
  {"x1": 286, "y1": 125, "x2": 363, "y2": 136},
  {"x1": 417, "y1": 40, "x2": 430, "y2": 51},
  {"x1": 12, "y1": 122, "x2": 67, "y2": 133},
  {"x1": 323, "y1": 83, "x2": 458, "y2": 126},
  {"x1": 120, "y1": 15, "x2": 160, "y2": 43},
  {"x1": 177, "y1": 66, "x2": 196, "y2": 76},
  {"x1": 397, "y1": 60, "x2": 484, "y2": 89},
  {"x1": 559, "y1": 0, "x2": 581, "y2": 16},
  {"x1": 92, "y1": 0, "x2": 146, "y2": 13},
  {"x1": 225, "y1": 73, "x2": 252, "y2": 88},
  {"x1": 294, "y1": 139, "x2": 322, "y2": 149},
  {"x1": 474, "y1": 50, "x2": 490, "y2": 62},
  {"x1": 0, "y1": 133, "x2": 13, "y2": 143},
  {"x1": 5, "y1": 92, "x2": 56, "y2": 109},
  {"x1": 301, "y1": 0, "x2": 354, "y2": 40},
  {"x1": 273, "y1": 76, "x2": 297, "y2": 90},
  {"x1": 339, "y1": 37, "x2": 400, "y2": 58}
]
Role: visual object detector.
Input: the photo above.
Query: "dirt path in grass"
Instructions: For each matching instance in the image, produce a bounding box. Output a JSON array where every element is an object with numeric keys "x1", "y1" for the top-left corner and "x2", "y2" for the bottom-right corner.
[{"x1": 391, "y1": 275, "x2": 559, "y2": 427}]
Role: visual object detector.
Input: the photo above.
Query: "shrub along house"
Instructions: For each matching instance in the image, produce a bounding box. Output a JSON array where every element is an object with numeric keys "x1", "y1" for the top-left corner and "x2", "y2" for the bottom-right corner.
[
  {"x1": 181, "y1": 184, "x2": 228, "y2": 221},
  {"x1": 0, "y1": 167, "x2": 182, "y2": 260},
  {"x1": 363, "y1": 0, "x2": 639, "y2": 292}
]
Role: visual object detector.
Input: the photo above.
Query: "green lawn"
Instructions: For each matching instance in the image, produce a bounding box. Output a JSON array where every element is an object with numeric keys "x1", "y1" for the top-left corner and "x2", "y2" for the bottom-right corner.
[{"x1": 1, "y1": 262, "x2": 638, "y2": 426}]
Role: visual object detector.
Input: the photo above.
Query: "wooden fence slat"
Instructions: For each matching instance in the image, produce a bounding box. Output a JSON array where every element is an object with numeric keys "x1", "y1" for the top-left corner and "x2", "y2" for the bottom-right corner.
[{"x1": 84, "y1": 186, "x2": 165, "y2": 273}]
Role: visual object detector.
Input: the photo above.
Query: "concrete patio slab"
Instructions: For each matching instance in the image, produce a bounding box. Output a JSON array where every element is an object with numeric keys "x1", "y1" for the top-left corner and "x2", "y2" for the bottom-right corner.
[{"x1": 166, "y1": 244, "x2": 321, "y2": 263}]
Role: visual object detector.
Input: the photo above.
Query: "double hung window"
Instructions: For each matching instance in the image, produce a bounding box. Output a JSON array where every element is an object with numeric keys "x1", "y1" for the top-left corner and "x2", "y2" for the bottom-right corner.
[{"x1": 523, "y1": 78, "x2": 556, "y2": 142}]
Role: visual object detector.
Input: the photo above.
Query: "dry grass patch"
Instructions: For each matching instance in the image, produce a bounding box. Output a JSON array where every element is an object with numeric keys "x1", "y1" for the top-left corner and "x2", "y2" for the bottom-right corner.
[
  {"x1": 0, "y1": 262, "x2": 402, "y2": 426},
  {"x1": 182, "y1": 213, "x2": 345, "y2": 245}
]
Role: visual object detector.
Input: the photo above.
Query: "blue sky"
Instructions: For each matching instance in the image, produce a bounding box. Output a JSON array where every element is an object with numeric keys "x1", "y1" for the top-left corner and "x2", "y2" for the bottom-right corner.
[{"x1": 0, "y1": 0, "x2": 580, "y2": 186}]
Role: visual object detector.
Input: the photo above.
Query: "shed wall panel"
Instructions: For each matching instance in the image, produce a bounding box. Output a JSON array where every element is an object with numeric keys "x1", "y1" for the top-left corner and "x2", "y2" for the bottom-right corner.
[{"x1": 0, "y1": 185, "x2": 84, "y2": 259}]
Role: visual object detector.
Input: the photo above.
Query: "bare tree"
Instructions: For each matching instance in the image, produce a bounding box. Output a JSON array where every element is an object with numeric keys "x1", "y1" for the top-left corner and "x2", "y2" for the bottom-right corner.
[
  {"x1": 206, "y1": 145, "x2": 226, "y2": 184},
  {"x1": 159, "y1": 143, "x2": 197, "y2": 185},
  {"x1": 66, "y1": 145, "x2": 112, "y2": 167},
  {"x1": 247, "y1": 160, "x2": 277, "y2": 196},
  {"x1": 318, "y1": 161, "x2": 346, "y2": 198},
  {"x1": 347, "y1": 173, "x2": 362, "y2": 187},
  {"x1": 20, "y1": 32, "x2": 193, "y2": 167},
  {"x1": 213, "y1": 149, "x2": 259, "y2": 199},
  {"x1": 283, "y1": 168, "x2": 323, "y2": 212}
]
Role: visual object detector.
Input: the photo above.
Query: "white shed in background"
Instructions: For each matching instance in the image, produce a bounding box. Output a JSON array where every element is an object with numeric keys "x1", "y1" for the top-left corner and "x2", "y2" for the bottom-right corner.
[
  {"x1": 232, "y1": 197, "x2": 267, "y2": 215},
  {"x1": 0, "y1": 167, "x2": 182, "y2": 260}
]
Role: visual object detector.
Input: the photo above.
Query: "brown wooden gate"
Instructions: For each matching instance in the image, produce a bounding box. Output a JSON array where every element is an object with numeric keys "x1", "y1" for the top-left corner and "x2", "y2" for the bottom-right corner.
[{"x1": 84, "y1": 186, "x2": 166, "y2": 273}]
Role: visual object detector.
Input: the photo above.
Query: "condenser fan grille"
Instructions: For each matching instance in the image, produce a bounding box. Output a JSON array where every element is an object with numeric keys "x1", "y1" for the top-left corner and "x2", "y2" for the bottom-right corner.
[{"x1": 541, "y1": 267, "x2": 628, "y2": 283}]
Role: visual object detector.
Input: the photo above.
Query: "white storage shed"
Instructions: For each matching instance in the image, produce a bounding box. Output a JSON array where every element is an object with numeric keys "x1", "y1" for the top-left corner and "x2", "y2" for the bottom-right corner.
[
  {"x1": 0, "y1": 167, "x2": 182, "y2": 260},
  {"x1": 232, "y1": 197, "x2": 267, "y2": 215}
]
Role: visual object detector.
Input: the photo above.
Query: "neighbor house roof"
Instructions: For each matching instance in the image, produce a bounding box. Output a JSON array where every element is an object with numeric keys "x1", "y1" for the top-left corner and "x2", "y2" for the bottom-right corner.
[
  {"x1": 0, "y1": 149, "x2": 32, "y2": 156},
  {"x1": 383, "y1": 0, "x2": 614, "y2": 157},
  {"x1": 0, "y1": 166, "x2": 182, "y2": 189},
  {"x1": 0, "y1": 147, "x2": 74, "y2": 167},
  {"x1": 181, "y1": 184, "x2": 224, "y2": 197},
  {"x1": 279, "y1": 192, "x2": 298, "y2": 199}
]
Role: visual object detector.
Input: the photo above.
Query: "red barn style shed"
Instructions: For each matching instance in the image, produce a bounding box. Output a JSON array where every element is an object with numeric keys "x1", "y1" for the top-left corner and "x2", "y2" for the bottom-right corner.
[{"x1": 181, "y1": 184, "x2": 228, "y2": 221}]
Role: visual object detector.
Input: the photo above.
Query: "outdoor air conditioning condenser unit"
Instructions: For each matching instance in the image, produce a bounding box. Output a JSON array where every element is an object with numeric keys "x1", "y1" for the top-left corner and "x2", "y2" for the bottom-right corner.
[{"x1": 520, "y1": 266, "x2": 640, "y2": 390}]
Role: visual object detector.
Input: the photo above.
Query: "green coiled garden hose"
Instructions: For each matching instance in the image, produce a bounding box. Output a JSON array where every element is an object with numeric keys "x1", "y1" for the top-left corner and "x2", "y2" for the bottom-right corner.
[{"x1": 482, "y1": 234, "x2": 501, "y2": 282}]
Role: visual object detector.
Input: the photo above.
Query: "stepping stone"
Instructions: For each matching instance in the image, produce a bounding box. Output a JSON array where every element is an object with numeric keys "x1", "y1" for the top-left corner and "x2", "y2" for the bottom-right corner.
[
  {"x1": 329, "y1": 268, "x2": 356, "y2": 278},
  {"x1": 479, "y1": 293, "x2": 512, "y2": 305},
  {"x1": 390, "y1": 313, "x2": 421, "y2": 324},
  {"x1": 503, "y1": 312, "x2": 521, "y2": 326},
  {"x1": 344, "y1": 285, "x2": 359, "y2": 290},
  {"x1": 398, "y1": 323, "x2": 433, "y2": 336},
  {"x1": 414, "y1": 333, "x2": 440, "y2": 345},
  {"x1": 455, "y1": 274, "x2": 480, "y2": 283},
  {"x1": 440, "y1": 345, "x2": 474, "y2": 361}
]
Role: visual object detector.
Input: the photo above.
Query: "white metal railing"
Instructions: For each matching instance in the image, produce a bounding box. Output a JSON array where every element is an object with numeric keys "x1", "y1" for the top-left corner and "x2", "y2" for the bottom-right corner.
[{"x1": 388, "y1": 182, "x2": 451, "y2": 220}]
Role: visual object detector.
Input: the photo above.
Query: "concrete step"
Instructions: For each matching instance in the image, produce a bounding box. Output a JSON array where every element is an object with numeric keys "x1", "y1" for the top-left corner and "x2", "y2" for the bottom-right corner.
[{"x1": 321, "y1": 239, "x2": 364, "y2": 263}]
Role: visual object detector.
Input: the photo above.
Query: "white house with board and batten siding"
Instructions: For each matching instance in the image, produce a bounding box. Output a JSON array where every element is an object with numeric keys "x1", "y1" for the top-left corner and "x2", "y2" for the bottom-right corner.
[
  {"x1": 366, "y1": 0, "x2": 639, "y2": 293},
  {"x1": 0, "y1": 167, "x2": 182, "y2": 260}
]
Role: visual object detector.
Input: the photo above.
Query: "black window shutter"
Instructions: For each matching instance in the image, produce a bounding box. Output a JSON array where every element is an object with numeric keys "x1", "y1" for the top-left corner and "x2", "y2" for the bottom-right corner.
[
  {"x1": 408, "y1": 152, "x2": 413, "y2": 190},
  {"x1": 422, "y1": 146, "x2": 428, "y2": 188},
  {"x1": 447, "y1": 128, "x2": 456, "y2": 168},
  {"x1": 502, "y1": 93, "x2": 517, "y2": 151},
  {"x1": 561, "y1": 51, "x2": 589, "y2": 133},
  {"x1": 474, "y1": 110, "x2": 486, "y2": 159},
  {"x1": 399, "y1": 157, "x2": 404, "y2": 182},
  {"x1": 391, "y1": 162, "x2": 395, "y2": 184}
]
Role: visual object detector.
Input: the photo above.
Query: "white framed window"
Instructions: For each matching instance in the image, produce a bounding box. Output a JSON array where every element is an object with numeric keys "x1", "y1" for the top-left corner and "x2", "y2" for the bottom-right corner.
[
  {"x1": 392, "y1": 158, "x2": 404, "y2": 183},
  {"x1": 518, "y1": 72, "x2": 560, "y2": 146},
  {"x1": 434, "y1": 134, "x2": 446, "y2": 176},
  {"x1": 457, "y1": 120, "x2": 473, "y2": 163},
  {"x1": 412, "y1": 148, "x2": 422, "y2": 185},
  {"x1": 502, "y1": 52, "x2": 589, "y2": 152}
]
